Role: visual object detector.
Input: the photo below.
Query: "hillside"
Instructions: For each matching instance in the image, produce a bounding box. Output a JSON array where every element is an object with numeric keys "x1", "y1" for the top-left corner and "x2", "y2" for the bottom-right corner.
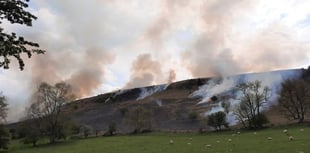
[{"x1": 64, "y1": 68, "x2": 308, "y2": 133}]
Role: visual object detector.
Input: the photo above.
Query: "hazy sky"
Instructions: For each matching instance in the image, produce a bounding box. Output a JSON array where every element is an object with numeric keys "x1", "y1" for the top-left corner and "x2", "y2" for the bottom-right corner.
[{"x1": 1, "y1": 0, "x2": 310, "y2": 122}]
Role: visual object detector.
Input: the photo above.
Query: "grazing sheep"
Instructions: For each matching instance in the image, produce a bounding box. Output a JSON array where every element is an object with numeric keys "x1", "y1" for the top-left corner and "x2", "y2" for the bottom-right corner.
[
  {"x1": 283, "y1": 129, "x2": 288, "y2": 133},
  {"x1": 228, "y1": 139, "x2": 232, "y2": 142},
  {"x1": 253, "y1": 132, "x2": 257, "y2": 135},
  {"x1": 169, "y1": 140, "x2": 174, "y2": 144},
  {"x1": 232, "y1": 134, "x2": 236, "y2": 137},
  {"x1": 267, "y1": 137, "x2": 272, "y2": 140},
  {"x1": 289, "y1": 136, "x2": 294, "y2": 141},
  {"x1": 205, "y1": 144, "x2": 212, "y2": 148},
  {"x1": 187, "y1": 142, "x2": 191, "y2": 145},
  {"x1": 300, "y1": 129, "x2": 304, "y2": 132},
  {"x1": 216, "y1": 140, "x2": 220, "y2": 143},
  {"x1": 237, "y1": 132, "x2": 241, "y2": 135}
]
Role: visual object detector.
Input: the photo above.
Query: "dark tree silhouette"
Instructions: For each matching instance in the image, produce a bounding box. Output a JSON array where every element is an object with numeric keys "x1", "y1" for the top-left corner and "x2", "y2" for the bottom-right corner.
[
  {"x1": 279, "y1": 79, "x2": 310, "y2": 123},
  {"x1": 233, "y1": 80, "x2": 271, "y2": 129},
  {"x1": 0, "y1": 0, "x2": 45, "y2": 70},
  {"x1": 207, "y1": 111, "x2": 228, "y2": 131},
  {"x1": 27, "y1": 82, "x2": 75, "y2": 144}
]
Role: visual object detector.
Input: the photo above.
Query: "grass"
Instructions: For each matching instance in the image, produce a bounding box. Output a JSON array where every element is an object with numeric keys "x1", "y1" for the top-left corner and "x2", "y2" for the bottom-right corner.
[{"x1": 3, "y1": 125, "x2": 309, "y2": 153}]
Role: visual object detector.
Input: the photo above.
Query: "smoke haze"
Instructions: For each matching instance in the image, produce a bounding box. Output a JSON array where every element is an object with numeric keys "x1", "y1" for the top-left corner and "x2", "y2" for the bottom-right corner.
[{"x1": 0, "y1": 0, "x2": 309, "y2": 121}]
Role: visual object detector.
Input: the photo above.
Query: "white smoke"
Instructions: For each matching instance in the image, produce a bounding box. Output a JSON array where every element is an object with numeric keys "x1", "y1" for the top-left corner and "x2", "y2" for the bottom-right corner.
[
  {"x1": 137, "y1": 84, "x2": 168, "y2": 100},
  {"x1": 191, "y1": 77, "x2": 237, "y2": 104},
  {"x1": 193, "y1": 69, "x2": 302, "y2": 125},
  {"x1": 155, "y1": 99, "x2": 163, "y2": 107}
]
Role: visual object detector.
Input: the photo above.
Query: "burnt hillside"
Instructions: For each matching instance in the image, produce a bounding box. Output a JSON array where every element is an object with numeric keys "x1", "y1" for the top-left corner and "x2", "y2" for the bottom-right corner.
[{"x1": 60, "y1": 68, "x2": 309, "y2": 133}]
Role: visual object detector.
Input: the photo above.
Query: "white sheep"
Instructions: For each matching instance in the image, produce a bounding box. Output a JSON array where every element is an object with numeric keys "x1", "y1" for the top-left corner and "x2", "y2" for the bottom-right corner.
[
  {"x1": 253, "y1": 132, "x2": 257, "y2": 135},
  {"x1": 300, "y1": 129, "x2": 304, "y2": 132},
  {"x1": 289, "y1": 136, "x2": 294, "y2": 141},
  {"x1": 267, "y1": 137, "x2": 272, "y2": 140},
  {"x1": 169, "y1": 140, "x2": 174, "y2": 144},
  {"x1": 187, "y1": 142, "x2": 191, "y2": 145},
  {"x1": 228, "y1": 138, "x2": 232, "y2": 142},
  {"x1": 205, "y1": 144, "x2": 212, "y2": 148},
  {"x1": 283, "y1": 129, "x2": 288, "y2": 133},
  {"x1": 237, "y1": 131, "x2": 241, "y2": 135}
]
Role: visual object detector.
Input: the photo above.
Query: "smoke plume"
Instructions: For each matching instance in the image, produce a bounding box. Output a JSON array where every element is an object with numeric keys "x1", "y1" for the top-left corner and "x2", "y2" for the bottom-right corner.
[
  {"x1": 167, "y1": 69, "x2": 176, "y2": 83},
  {"x1": 31, "y1": 48, "x2": 115, "y2": 98},
  {"x1": 125, "y1": 53, "x2": 163, "y2": 89},
  {"x1": 193, "y1": 69, "x2": 302, "y2": 125}
]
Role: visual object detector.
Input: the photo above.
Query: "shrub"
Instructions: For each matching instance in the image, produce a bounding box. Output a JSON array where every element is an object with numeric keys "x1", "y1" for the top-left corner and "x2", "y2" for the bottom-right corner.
[
  {"x1": 108, "y1": 123, "x2": 116, "y2": 136},
  {"x1": 207, "y1": 111, "x2": 228, "y2": 131},
  {"x1": 188, "y1": 111, "x2": 199, "y2": 121},
  {"x1": 0, "y1": 125, "x2": 10, "y2": 150}
]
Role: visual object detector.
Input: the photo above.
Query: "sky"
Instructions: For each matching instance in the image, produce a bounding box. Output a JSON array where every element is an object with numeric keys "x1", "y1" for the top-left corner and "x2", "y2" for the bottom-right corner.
[{"x1": 0, "y1": 0, "x2": 310, "y2": 122}]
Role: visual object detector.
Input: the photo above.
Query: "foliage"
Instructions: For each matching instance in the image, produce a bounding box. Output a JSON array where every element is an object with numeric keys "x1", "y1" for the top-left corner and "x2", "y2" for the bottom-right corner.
[
  {"x1": 0, "y1": 0, "x2": 45, "y2": 70},
  {"x1": 0, "y1": 124, "x2": 10, "y2": 150},
  {"x1": 71, "y1": 124, "x2": 81, "y2": 135},
  {"x1": 233, "y1": 80, "x2": 271, "y2": 129},
  {"x1": 252, "y1": 113, "x2": 269, "y2": 127},
  {"x1": 188, "y1": 111, "x2": 199, "y2": 121},
  {"x1": 125, "y1": 106, "x2": 153, "y2": 134},
  {"x1": 27, "y1": 82, "x2": 75, "y2": 144},
  {"x1": 207, "y1": 111, "x2": 228, "y2": 131},
  {"x1": 22, "y1": 122, "x2": 41, "y2": 147},
  {"x1": 9, "y1": 128, "x2": 17, "y2": 139},
  {"x1": 80, "y1": 125, "x2": 92, "y2": 138},
  {"x1": 221, "y1": 99, "x2": 231, "y2": 114},
  {"x1": 0, "y1": 94, "x2": 9, "y2": 149},
  {"x1": 0, "y1": 93, "x2": 8, "y2": 123},
  {"x1": 108, "y1": 122, "x2": 116, "y2": 136},
  {"x1": 278, "y1": 79, "x2": 310, "y2": 123}
]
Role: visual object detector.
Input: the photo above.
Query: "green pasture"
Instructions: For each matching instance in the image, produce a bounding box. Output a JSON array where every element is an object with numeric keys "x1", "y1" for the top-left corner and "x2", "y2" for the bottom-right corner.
[{"x1": 3, "y1": 125, "x2": 309, "y2": 153}]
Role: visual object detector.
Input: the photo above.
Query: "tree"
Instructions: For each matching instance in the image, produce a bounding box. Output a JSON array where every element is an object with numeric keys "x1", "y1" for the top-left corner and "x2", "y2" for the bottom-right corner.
[
  {"x1": 0, "y1": 125, "x2": 10, "y2": 150},
  {"x1": 0, "y1": 93, "x2": 8, "y2": 123},
  {"x1": 233, "y1": 80, "x2": 271, "y2": 129},
  {"x1": 221, "y1": 99, "x2": 231, "y2": 114},
  {"x1": 0, "y1": 0, "x2": 45, "y2": 70},
  {"x1": 207, "y1": 111, "x2": 228, "y2": 131},
  {"x1": 125, "y1": 106, "x2": 153, "y2": 134},
  {"x1": 21, "y1": 120, "x2": 41, "y2": 147},
  {"x1": 27, "y1": 82, "x2": 75, "y2": 144},
  {"x1": 80, "y1": 125, "x2": 92, "y2": 138},
  {"x1": 278, "y1": 79, "x2": 310, "y2": 123},
  {"x1": 108, "y1": 122, "x2": 116, "y2": 136},
  {"x1": 0, "y1": 93, "x2": 9, "y2": 150}
]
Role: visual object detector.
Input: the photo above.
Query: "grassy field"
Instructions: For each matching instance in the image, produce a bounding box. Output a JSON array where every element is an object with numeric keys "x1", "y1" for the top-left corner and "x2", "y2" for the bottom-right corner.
[{"x1": 3, "y1": 125, "x2": 309, "y2": 153}]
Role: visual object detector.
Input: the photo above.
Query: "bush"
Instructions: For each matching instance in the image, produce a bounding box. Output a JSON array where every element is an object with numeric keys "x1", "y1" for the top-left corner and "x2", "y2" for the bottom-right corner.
[
  {"x1": 252, "y1": 113, "x2": 269, "y2": 128},
  {"x1": 207, "y1": 111, "x2": 228, "y2": 131},
  {"x1": 0, "y1": 125, "x2": 10, "y2": 150},
  {"x1": 22, "y1": 128, "x2": 41, "y2": 147},
  {"x1": 188, "y1": 111, "x2": 199, "y2": 121},
  {"x1": 9, "y1": 128, "x2": 17, "y2": 139},
  {"x1": 81, "y1": 125, "x2": 93, "y2": 138},
  {"x1": 108, "y1": 123, "x2": 116, "y2": 136},
  {"x1": 125, "y1": 106, "x2": 153, "y2": 134}
]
